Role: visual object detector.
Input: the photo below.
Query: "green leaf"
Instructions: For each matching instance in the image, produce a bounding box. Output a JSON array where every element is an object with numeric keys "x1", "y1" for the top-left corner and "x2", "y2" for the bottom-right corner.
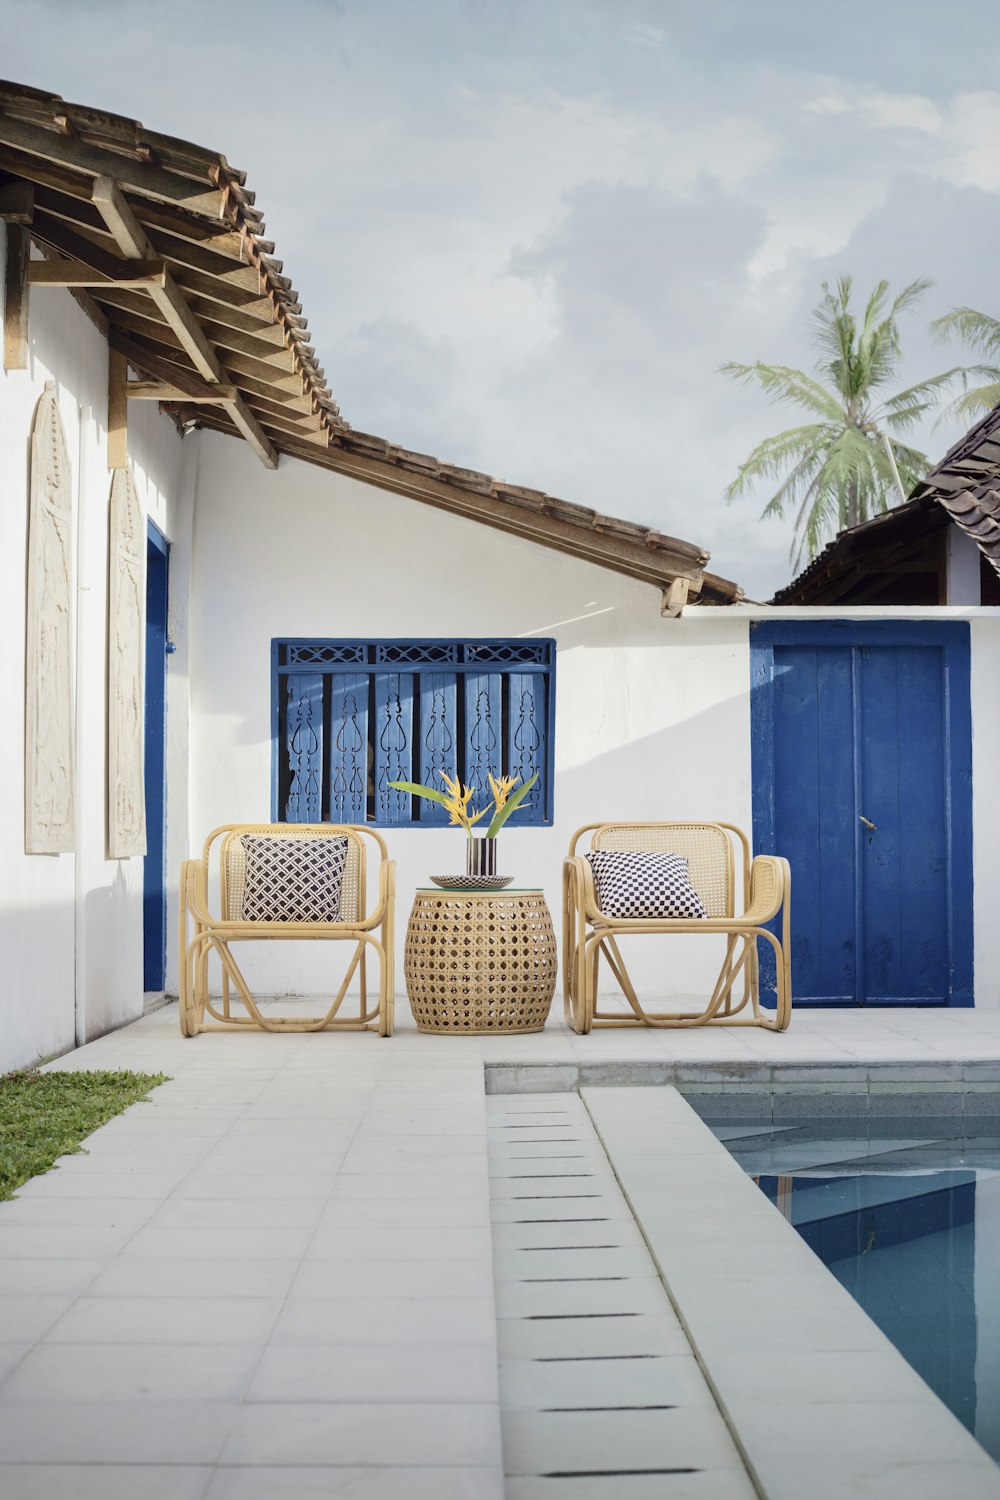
[
  {"x1": 387, "y1": 780, "x2": 452, "y2": 808},
  {"x1": 485, "y1": 774, "x2": 539, "y2": 838}
]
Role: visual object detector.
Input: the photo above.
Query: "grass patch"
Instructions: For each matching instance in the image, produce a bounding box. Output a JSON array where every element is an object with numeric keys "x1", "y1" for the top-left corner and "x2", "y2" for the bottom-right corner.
[{"x1": 0, "y1": 1069, "x2": 168, "y2": 1200}]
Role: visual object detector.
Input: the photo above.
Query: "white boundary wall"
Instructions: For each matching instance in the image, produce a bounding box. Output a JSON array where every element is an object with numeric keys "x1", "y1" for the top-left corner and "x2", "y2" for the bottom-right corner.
[{"x1": 0, "y1": 224, "x2": 192, "y2": 1070}]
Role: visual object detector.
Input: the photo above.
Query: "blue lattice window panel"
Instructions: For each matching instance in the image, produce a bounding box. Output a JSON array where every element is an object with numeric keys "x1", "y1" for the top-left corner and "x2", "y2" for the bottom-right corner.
[{"x1": 272, "y1": 639, "x2": 556, "y2": 828}]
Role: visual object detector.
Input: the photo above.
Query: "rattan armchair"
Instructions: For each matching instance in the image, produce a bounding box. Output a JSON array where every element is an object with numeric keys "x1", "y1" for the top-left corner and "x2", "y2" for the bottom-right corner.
[
  {"x1": 179, "y1": 824, "x2": 395, "y2": 1036},
  {"x1": 563, "y1": 822, "x2": 790, "y2": 1032}
]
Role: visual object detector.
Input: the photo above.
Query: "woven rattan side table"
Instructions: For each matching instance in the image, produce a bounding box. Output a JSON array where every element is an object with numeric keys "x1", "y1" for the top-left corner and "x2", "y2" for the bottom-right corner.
[{"x1": 404, "y1": 888, "x2": 557, "y2": 1034}]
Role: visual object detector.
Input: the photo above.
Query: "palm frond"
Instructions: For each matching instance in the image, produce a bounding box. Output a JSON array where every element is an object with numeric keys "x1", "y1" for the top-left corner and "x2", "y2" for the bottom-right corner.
[
  {"x1": 931, "y1": 307, "x2": 1000, "y2": 360},
  {"x1": 758, "y1": 437, "x2": 833, "y2": 522},
  {"x1": 720, "y1": 361, "x2": 844, "y2": 421},
  {"x1": 938, "y1": 382, "x2": 1000, "y2": 423},
  {"x1": 724, "y1": 423, "x2": 831, "y2": 502}
]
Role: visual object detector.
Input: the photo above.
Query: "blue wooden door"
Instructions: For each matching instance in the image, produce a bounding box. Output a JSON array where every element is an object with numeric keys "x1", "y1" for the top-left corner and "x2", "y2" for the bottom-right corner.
[
  {"x1": 751, "y1": 622, "x2": 972, "y2": 1007},
  {"x1": 143, "y1": 525, "x2": 169, "y2": 992}
]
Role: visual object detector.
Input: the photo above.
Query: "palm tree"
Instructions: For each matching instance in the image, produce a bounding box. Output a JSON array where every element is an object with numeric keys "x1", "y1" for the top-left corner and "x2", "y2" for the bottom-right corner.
[
  {"x1": 721, "y1": 276, "x2": 958, "y2": 567},
  {"x1": 930, "y1": 307, "x2": 1000, "y2": 420}
]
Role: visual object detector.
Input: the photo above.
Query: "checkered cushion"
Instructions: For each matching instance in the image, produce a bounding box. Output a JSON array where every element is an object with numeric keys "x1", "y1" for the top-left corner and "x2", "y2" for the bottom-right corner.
[
  {"x1": 585, "y1": 849, "x2": 707, "y2": 920},
  {"x1": 240, "y1": 835, "x2": 349, "y2": 922}
]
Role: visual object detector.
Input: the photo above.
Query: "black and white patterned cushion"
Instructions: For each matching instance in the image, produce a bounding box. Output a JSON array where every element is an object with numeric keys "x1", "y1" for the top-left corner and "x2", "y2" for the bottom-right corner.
[
  {"x1": 240, "y1": 835, "x2": 349, "y2": 922},
  {"x1": 585, "y1": 849, "x2": 707, "y2": 920}
]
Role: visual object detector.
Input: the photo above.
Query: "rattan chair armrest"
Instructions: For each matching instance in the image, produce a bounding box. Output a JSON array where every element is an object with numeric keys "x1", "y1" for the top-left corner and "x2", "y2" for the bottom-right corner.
[
  {"x1": 564, "y1": 855, "x2": 602, "y2": 920},
  {"x1": 742, "y1": 854, "x2": 787, "y2": 925},
  {"x1": 567, "y1": 823, "x2": 606, "y2": 858},
  {"x1": 360, "y1": 857, "x2": 396, "y2": 929},
  {"x1": 181, "y1": 857, "x2": 213, "y2": 926}
]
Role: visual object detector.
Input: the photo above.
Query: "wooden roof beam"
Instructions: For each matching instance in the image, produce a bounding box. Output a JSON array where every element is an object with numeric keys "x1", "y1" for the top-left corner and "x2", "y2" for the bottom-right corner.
[
  {"x1": 1, "y1": 179, "x2": 32, "y2": 368},
  {"x1": 92, "y1": 176, "x2": 277, "y2": 468},
  {"x1": 0, "y1": 178, "x2": 34, "y2": 223},
  {"x1": 0, "y1": 111, "x2": 226, "y2": 216},
  {"x1": 126, "y1": 379, "x2": 237, "y2": 403},
  {"x1": 27, "y1": 256, "x2": 166, "y2": 288}
]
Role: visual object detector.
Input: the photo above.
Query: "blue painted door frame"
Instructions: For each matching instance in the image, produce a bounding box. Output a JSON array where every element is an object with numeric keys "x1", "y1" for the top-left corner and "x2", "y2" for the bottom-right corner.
[
  {"x1": 143, "y1": 523, "x2": 169, "y2": 992},
  {"x1": 751, "y1": 620, "x2": 973, "y2": 1007}
]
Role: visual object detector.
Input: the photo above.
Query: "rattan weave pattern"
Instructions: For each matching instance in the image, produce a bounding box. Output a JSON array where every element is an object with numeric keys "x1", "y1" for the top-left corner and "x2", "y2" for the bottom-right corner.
[
  {"x1": 222, "y1": 827, "x2": 362, "y2": 924},
  {"x1": 591, "y1": 823, "x2": 733, "y2": 918},
  {"x1": 404, "y1": 890, "x2": 557, "y2": 1033}
]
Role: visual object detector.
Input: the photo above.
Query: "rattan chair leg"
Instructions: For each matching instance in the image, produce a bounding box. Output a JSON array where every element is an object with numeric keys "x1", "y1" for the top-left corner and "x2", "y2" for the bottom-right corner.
[
  {"x1": 178, "y1": 866, "x2": 190, "y2": 1036},
  {"x1": 567, "y1": 931, "x2": 591, "y2": 1034},
  {"x1": 190, "y1": 929, "x2": 393, "y2": 1035}
]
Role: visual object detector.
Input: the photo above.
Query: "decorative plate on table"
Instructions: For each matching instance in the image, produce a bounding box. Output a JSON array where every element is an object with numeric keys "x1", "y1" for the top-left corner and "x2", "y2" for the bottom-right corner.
[{"x1": 429, "y1": 874, "x2": 515, "y2": 891}]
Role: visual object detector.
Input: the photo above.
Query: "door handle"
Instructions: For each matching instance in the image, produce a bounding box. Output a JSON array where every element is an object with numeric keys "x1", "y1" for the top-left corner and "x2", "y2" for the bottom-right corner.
[{"x1": 859, "y1": 815, "x2": 877, "y2": 831}]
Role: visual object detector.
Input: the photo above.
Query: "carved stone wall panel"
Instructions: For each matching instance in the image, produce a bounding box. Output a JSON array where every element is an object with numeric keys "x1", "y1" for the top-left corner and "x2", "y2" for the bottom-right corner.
[
  {"x1": 25, "y1": 382, "x2": 75, "y2": 854},
  {"x1": 108, "y1": 466, "x2": 146, "y2": 858}
]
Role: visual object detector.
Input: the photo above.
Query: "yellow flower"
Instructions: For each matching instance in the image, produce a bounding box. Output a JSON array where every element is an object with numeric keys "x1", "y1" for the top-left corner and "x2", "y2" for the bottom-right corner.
[
  {"x1": 438, "y1": 771, "x2": 487, "y2": 833},
  {"x1": 487, "y1": 772, "x2": 519, "y2": 812}
]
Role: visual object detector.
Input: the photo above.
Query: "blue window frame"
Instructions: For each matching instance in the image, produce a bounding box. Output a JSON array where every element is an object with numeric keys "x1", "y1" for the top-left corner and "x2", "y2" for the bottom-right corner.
[{"x1": 271, "y1": 638, "x2": 556, "y2": 827}]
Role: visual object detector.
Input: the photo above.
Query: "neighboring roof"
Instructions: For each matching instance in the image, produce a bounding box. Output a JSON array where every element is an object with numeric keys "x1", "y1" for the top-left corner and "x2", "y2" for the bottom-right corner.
[
  {"x1": 774, "y1": 404, "x2": 1000, "y2": 605},
  {"x1": 0, "y1": 81, "x2": 740, "y2": 607},
  {"x1": 910, "y1": 402, "x2": 1000, "y2": 577},
  {"x1": 771, "y1": 496, "x2": 949, "y2": 605}
]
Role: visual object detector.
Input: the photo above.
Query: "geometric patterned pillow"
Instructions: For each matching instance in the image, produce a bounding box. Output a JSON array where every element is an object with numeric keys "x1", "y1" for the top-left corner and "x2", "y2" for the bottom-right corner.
[
  {"x1": 240, "y1": 835, "x2": 349, "y2": 922},
  {"x1": 584, "y1": 849, "x2": 708, "y2": 920}
]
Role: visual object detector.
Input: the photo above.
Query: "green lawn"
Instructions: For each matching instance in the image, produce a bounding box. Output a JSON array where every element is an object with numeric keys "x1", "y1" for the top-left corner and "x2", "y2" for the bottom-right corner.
[{"x1": 0, "y1": 1069, "x2": 168, "y2": 1200}]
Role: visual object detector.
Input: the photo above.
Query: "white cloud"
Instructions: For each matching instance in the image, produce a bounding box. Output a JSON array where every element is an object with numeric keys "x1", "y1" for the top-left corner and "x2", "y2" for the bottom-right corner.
[{"x1": 4, "y1": 0, "x2": 1000, "y2": 597}]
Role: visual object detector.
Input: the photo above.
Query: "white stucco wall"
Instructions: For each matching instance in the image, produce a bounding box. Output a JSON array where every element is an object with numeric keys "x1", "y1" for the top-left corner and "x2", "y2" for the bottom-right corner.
[
  {"x1": 188, "y1": 433, "x2": 753, "y2": 1002},
  {"x1": 0, "y1": 224, "x2": 192, "y2": 1069}
]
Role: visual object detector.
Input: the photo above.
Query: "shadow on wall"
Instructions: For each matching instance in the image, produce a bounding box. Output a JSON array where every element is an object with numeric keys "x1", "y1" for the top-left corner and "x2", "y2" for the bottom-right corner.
[{"x1": 0, "y1": 875, "x2": 144, "y2": 1072}]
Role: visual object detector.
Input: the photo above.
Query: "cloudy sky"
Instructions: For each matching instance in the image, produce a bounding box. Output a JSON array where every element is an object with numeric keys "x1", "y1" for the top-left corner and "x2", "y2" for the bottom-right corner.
[{"x1": 4, "y1": 0, "x2": 1000, "y2": 595}]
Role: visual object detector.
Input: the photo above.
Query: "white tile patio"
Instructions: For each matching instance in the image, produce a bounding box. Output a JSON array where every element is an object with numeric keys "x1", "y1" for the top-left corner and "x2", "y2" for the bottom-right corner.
[{"x1": 0, "y1": 998, "x2": 997, "y2": 1496}]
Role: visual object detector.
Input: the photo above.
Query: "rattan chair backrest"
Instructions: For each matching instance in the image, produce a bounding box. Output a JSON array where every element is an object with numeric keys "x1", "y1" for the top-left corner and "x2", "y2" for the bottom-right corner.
[
  {"x1": 220, "y1": 826, "x2": 364, "y2": 923},
  {"x1": 590, "y1": 823, "x2": 735, "y2": 917}
]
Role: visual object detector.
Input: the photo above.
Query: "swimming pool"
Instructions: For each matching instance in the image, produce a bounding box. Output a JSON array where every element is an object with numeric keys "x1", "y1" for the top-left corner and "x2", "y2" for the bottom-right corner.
[{"x1": 714, "y1": 1119, "x2": 1000, "y2": 1465}]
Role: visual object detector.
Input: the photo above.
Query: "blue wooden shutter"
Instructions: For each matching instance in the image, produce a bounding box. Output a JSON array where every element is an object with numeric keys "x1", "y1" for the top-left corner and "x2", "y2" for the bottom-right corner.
[
  {"x1": 329, "y1": 673, "x2": 368, "y2": 824},
  {"x1": 464, "y1": 671, "x2": 502, "y2": 805},
  {"x1": 419, "y1": 672, "x2": 457, "y2": 823},
  {"x1": 285, "y1": 673, "x2": 323, "y2": 822},
  {"x1": 508, "y1": 671, "x2": 545, "y2": 824},
  {"x1": 374, "y1": 672, "x2": 414, "y2": 823}
]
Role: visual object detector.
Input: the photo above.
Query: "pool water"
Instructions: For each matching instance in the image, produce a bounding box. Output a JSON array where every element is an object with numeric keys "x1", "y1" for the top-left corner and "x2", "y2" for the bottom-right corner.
[{"x1": 714, "y1": 1119, "x2": 1000, "y2": 1464}]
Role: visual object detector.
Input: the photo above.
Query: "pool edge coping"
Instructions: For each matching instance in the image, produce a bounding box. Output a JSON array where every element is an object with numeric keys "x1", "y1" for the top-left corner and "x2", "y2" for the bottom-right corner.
[{"x1": 580, "y1": 1083, "x2": 1000, "y2": 1500}]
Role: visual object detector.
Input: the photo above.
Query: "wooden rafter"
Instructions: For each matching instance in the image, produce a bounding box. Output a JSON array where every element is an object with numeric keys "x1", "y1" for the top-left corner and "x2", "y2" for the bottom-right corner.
[
  {"x1": 126, "y1": 380, "x2": 238, "y2": 403},
  {"x1": 27, "y1": 257, "x2": 166, "y2": 288},
  {"x1": 1, "y1": 179, "x2": 32, "y2": 370},
  {"x1": 0, "y1": 110, "x2": 225, "y2": 216},
  {"x1": 91, "y1": 177, "x2": 277, "y2": 469}
]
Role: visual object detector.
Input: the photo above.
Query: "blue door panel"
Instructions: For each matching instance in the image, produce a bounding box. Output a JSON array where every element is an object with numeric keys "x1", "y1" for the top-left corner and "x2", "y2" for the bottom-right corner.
[
  {"x1": 772, "y1": 646, "x2": 858, "y2": 1003},
  {"x1": 857, "y1": 646, "x2": 905, "y2": 1002},
  {"x1": 143, "y1": 525, "x2": 169, "y2": 992},
  {"x1": 751, "y1": 622, "x2": 973, "y2": 1008}
]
